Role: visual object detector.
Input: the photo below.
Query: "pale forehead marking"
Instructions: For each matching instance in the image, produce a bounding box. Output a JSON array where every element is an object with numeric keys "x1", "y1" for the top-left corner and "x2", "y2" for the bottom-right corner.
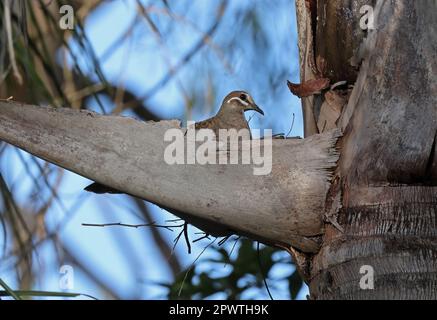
[{"x1": 227, "y1": 96, "x2": 249, "y2": 106}]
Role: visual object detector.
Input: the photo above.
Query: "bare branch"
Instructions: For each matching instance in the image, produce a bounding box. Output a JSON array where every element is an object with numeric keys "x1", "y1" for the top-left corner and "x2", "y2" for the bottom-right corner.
[
  {"x1": 81, "y1": 221, "x2": 178, "y2": 231},
  {"x1": 0, "y1": 101, "x2": 341, "y2": 252}
]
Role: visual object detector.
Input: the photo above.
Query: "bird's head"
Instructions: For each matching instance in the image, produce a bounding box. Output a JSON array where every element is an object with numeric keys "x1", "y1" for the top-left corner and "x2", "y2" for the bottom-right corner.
[{"x1": 220, "y1": 91, "x2": 264, "y2": 116}]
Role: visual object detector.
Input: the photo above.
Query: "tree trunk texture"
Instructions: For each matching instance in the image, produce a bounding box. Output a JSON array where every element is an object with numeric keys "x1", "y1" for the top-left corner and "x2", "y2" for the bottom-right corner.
[{"x1": 295, "y1": 0, "x2": 437, "y2": 299}]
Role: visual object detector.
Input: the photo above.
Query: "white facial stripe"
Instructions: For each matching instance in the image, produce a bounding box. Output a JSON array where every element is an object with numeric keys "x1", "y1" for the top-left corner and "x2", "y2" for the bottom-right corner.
[{"x1": 227, "y1": 97, "x2": 249, "y2": 106}]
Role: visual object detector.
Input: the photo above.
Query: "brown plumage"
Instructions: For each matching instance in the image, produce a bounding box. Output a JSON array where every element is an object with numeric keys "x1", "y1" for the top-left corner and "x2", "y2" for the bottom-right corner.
[
  {"x1": 84, "y1": 90, "x2": 263, "y2": 194},
  {"x1": 194, "y1": 90, "x2": 263, "y2": 138}
]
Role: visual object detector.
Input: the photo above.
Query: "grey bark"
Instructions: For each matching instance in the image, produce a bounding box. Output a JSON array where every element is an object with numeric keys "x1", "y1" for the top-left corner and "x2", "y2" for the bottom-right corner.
[{"x1": 0, "y1": 100, "x2": 340, "y2": 252}]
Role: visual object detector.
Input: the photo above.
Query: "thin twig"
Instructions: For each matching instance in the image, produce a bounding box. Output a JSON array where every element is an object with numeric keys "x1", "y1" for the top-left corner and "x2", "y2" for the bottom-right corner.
[
  {"x1": 136, "y1": 0, "x2": 190, "y2": 115},
  {"x1": 224, "y1": 236, "x2": 240, "y2": 268},
  {"x1": 132, "y1": 198, "x2": 183, "y2": 277},
  {"x1": 257, "y1": 242, "x2": 274, "y2": 300},
  {"x1": 139, "y1": 5, "x2": 231, "y2": 71},
  {"x1": 127, "y1": 0, "x2": 228, "y2": 108},
  {"x1": 183, "y1": 223, "x2": 191, "y2": 254},
  {"x1": 229, "y1": 236, "x2": 240, "y2": 258},
  {"x1": 172, "y1": 228, "x2": 185, "y2": 252},
  {"x1": 178, "y1": 238, "x2": 217, "y2": 297},
  {"x1": 286, "y1": 113, "x2": 296, "y2": 137},
  {"x1": 218, "y1": 235, "x2": 230, "y2": 246},
  {"x1": 193, "y1": 234, "x2": 210, "y2": 243},
  {"x1": 4, "y1": 0, "x2": 23, "y2": 84},
  {"x1": 82, "y1": 222, "x2": 175, "y2": 231},
  {"x1": 247, "y1": 113, "x2": 254, "y2": 123}
]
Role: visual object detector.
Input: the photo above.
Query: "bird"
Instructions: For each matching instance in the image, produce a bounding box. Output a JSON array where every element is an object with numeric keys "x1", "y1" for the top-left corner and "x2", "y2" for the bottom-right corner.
[
  {"x1": 85, "y1": 90, "x2": 264, "y2": 194},
  {"x1": 84, "y1": 90, "x2": 263, "y2": 238},
  {"x1": 193, "y1": 90, "x2": 264, "y2": 138}
]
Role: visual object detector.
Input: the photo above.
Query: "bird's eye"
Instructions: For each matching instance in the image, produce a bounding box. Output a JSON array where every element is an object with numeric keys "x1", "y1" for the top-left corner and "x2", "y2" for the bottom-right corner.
[{"x1": 239, "y1": 94, "x2": 247, "y2": 101}]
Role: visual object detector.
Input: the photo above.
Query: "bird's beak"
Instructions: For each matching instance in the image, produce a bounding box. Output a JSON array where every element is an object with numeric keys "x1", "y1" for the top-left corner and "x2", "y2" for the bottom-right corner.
[{"x1": 246, "y1": 104, "x2": 264, "y2": 116}]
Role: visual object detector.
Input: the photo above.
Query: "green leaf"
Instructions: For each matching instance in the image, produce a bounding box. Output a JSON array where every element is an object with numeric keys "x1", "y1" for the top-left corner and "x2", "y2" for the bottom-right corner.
[{"x1": 288, "y1": 270, "x2": 303, "y2": 300}]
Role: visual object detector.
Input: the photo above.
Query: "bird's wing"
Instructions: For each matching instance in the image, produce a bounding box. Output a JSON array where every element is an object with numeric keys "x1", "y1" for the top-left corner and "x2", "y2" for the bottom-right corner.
[{"x1": 194, "y1": 116, "x2": 218, "y2": 130}]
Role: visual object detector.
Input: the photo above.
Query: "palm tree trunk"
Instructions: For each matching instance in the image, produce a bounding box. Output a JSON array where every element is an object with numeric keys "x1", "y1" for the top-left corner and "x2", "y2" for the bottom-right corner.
[{"x1": 295, "y1": 0, "x2": 437, "y2": 299}]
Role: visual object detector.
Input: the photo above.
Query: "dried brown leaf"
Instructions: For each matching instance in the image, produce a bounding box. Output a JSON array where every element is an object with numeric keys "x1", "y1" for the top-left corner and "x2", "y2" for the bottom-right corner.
[{"x1": 287, "y1": 78, "x2": 330, "y2": 98}]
